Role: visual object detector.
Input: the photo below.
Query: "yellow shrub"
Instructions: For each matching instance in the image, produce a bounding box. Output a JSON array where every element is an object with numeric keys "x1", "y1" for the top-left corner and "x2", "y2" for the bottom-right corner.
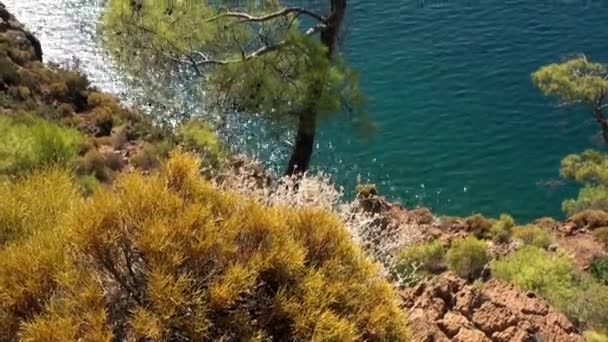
[
  {"x1": 0, "y1": 168, "x2": 78, "y2": 246},
  {"x1": 0, "y1": 151, "x2": 408, "y2": 341}
]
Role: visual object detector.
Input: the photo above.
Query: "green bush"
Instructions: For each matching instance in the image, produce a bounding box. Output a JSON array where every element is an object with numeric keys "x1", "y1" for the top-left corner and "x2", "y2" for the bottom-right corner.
[
  {"x1": 512, "y1": 225, "x2": 554, "y2": 249},
  {"x1": 446, "y1": 237, "x2": 490, "y2": 279},
  {"x1": 76, "y1": 149, "x2": 111, "y2": 182},
  {"x1": 572, "y1": 282, "x2": 608, "y2": 333},
  {"x1": 490, "y1": 214, "x2": 515, "y2": 243},
  {"x1": 0, "y1": 115, "x2": 83, "y2": 174},
  {"x1": 0, "y1": 152, "x2": 409, "y2": 341},
  {"x1": 465, "y1": 214, "x2": 514, "y2": 242},
  {"x1": 178, "y1": 120, "x2": 223, "y2": 170},
  {"x1": 77, "y1": 174, "x2": 100, "y2": 197},
  {"x1": 396, "y1": 240, "x2": 445, "y2": 276},
  {"x1": 590, "y1": 257, "x2": 608, "y2": 285},
  {"x1": 465, "y1": 214, "x2": 492, "y2": 239},
  {"x1": 493, "y1": 246, "x2": 608, "y2": 332},
  {"x1": 492, "y1": 246, "x2": 577, "y2": 310},
  {"x1": 585, "y1": 330, "x2": 608, "y2": 342},
  {"x1": 594, "y1": 228, "x2": 608, "y2": 250}
]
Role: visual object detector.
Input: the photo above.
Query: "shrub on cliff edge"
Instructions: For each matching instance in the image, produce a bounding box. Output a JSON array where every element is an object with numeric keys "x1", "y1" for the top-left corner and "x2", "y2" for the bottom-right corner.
[
  {"x1": 512, "y1": 225, "x2": 554, "y2": 249},
  {"x1": 396, "y1": 240, "x2": 445, "y2": 275},
  {"x1": 446, "y1": 237, "x2": 490, "y2": 279},
  {"x1": 0, "y1": 151, "x2": 409, "y2": 341}
]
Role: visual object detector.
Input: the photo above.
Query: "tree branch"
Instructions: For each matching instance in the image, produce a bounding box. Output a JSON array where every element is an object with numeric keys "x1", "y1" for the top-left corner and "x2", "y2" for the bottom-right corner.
[
  {"x1": 189, "y1": 23, "x2": 326, "y2": 66},
  {"x1": 208, "y1": 7, "x2": 325, "y2": 23}
]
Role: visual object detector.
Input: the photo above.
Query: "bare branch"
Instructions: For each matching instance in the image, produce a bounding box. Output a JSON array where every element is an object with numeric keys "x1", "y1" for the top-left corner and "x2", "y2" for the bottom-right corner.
[{"x1": 208, "y1": 7, "x2": 325, "y2": 23}]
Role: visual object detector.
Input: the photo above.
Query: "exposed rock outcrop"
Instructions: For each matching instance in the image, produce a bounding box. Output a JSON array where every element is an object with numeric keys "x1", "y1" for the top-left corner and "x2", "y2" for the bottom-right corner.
[{"x1": 401, "y1": 273, "x2": 584, "y2": 342}]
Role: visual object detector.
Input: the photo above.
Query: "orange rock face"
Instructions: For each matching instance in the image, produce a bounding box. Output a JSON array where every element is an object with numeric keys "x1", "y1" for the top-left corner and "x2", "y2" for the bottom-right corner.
[{"x1": 401, "y1": 273, "x2": 584, "y2": 342}]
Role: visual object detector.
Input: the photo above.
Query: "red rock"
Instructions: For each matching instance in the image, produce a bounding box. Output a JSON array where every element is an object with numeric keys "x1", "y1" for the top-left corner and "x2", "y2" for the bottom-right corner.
[
  {"x1": 453, "y1": 328, "x2": 491, "y2": 342},
  {"x1": 437, "y1": 312, "x2": 469, "y2": 337}
]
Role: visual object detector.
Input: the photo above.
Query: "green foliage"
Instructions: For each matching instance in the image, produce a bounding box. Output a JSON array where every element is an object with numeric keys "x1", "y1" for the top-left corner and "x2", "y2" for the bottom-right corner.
[
  {"x1": 464, "y1": 213, "x2": 514, "y2": 242},
  {"x1": 512, "y1": 225, "x2": 554, "y2": 249},
  {"x1": 178, "y1": 119, "x2": 223, "y2": 168},
  {"x1": 492, "y1": 246, "x2": 578, "y2": 311},
  {"x1": 490, "y1": 214, "x2": 515, "y2": 242},
  {"x1": 561, "y1": 150, "x2": 608, "y2": 215},
  {"x1": 493, "y1": 246, "x2": 608, "y2": 331},
  {"x1": 395, "y1": 240, "x2": 445, "y2": 277},
  {"x1": 571, "y1": 282, "x2": 608, "y2": 332},
  {"x1": 446, "y1": 237, "x2": 490, "y2": 279},
  {"x1": 532, "y1": 55, "x2": 608, "y2": 105},
  {"x1": 0, "y1": 152, "x2": 409, "y2": 340},
  {"x1": 465, "y1": 214, "x2": 493, "y2": 239},
  {"x1": 590, "y1": 257, "x2": 608, "y2": 285},
  {"x1": 76, "y1": 149, "x2": 111, "y2": 182},
  {"x1": 585, "y1": 330, "x2": 608, "y2": 342},
  {"x1": 78, "y1": 174, "x2": 100, "y2": 197},
  {"x1": 101, "y1": 1, "x2": 366, "y2": 129},
  {"x1": 0, "y1": 115, "x2": 83, "y2": 174},
  {"x1": 594, "y1": 227, "x2": 608, "y2": 249}
]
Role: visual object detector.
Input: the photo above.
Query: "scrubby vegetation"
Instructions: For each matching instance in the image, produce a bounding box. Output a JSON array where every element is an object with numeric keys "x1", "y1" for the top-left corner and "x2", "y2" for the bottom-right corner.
[
  {"x1": 570, "y1": 209, "x2": 608, "y2": 229},
  {"x1": 446, "y1": 237, "x2": 490, "y2": 279},
  {"x1": 4, "y1": 3, "x2": 608, "y2": 340},
  {"x1": 511, "y1": 224, "x2": 554, "y2": 249},
  {"x1": 178, "y1": 120, "x2": 224, "y2": 173},
  {"x1": 492, "y1": 246, "x2": 608, "y2": 333},
  {"x1": 492, "y1": 246, "x2": 576, "y2": 306},
  {"x1": 0, "y1": 152, "x2": 409, "y2": 341},
  {"x1": 0, "y1": 115, "x2": 83, "y2": 174},
  {"x1": 590, "y1": 257, "x2": 608, "y2": 285},
  {"x1": 465, "y1": 213, "x2": 514, "y2": 242},
  {"x1": 395, "y1": 240, "x2": 445, "y2": 284},
  {"x1": 594, "y1": 228, "x2": 608, "y2": 250},
  {"x1": 585, "y1": 330, "x2": 608, "y2": 342}
]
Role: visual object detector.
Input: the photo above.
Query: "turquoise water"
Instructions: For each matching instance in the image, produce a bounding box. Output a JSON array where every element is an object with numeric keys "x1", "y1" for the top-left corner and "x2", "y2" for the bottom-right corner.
[
  {"x1": 6, "y1": 0, "x2": 608, "y2": 221},
  {"x1": 315, "y1": 0, "x2": 608, "y2": 221}
]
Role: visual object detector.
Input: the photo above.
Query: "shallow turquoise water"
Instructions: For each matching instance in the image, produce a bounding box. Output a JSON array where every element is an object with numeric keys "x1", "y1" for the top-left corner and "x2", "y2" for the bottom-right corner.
[
  {"x1": 314, "y1": 0, "x2": 608, "y2": 221},
  {"x1": 6, "y1": 0, "x2": 608, "y2": 222}
]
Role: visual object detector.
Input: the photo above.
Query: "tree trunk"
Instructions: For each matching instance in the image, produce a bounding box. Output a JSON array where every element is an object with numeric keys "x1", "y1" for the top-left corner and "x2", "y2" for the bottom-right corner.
[
  {"x1": 601, "y1": 121, "x2": 608, "y2": 143},
  {"x1": 284, "y1": 0, "x2": 347, "y2": 176},
  {"x1": 593, "y1": 107, "x2": 608, "y2": 143},
  {"x1": 285, "y1": 109, "x2": 317, "y2": 175}
]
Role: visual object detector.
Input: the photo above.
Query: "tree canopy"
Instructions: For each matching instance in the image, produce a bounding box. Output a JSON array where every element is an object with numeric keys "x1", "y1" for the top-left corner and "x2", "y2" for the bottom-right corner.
[
  {"x1": 532, "y1": 55, "x2": 608, "y2": 142},
  {"x1": 561, "y1": 149, "x2": 608, "y2": 215},
  {"x1": 532, "y1": 56, "x2": 608, "y2": 105},
  {"x1": 101, "y1": 0, "x2": 366, "y2": 174}
]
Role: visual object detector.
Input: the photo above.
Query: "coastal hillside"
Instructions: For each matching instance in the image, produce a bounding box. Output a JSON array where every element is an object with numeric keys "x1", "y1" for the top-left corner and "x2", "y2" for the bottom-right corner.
[{"x1": 0, "y1": 2, "x2": 607, "y2": 342}]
